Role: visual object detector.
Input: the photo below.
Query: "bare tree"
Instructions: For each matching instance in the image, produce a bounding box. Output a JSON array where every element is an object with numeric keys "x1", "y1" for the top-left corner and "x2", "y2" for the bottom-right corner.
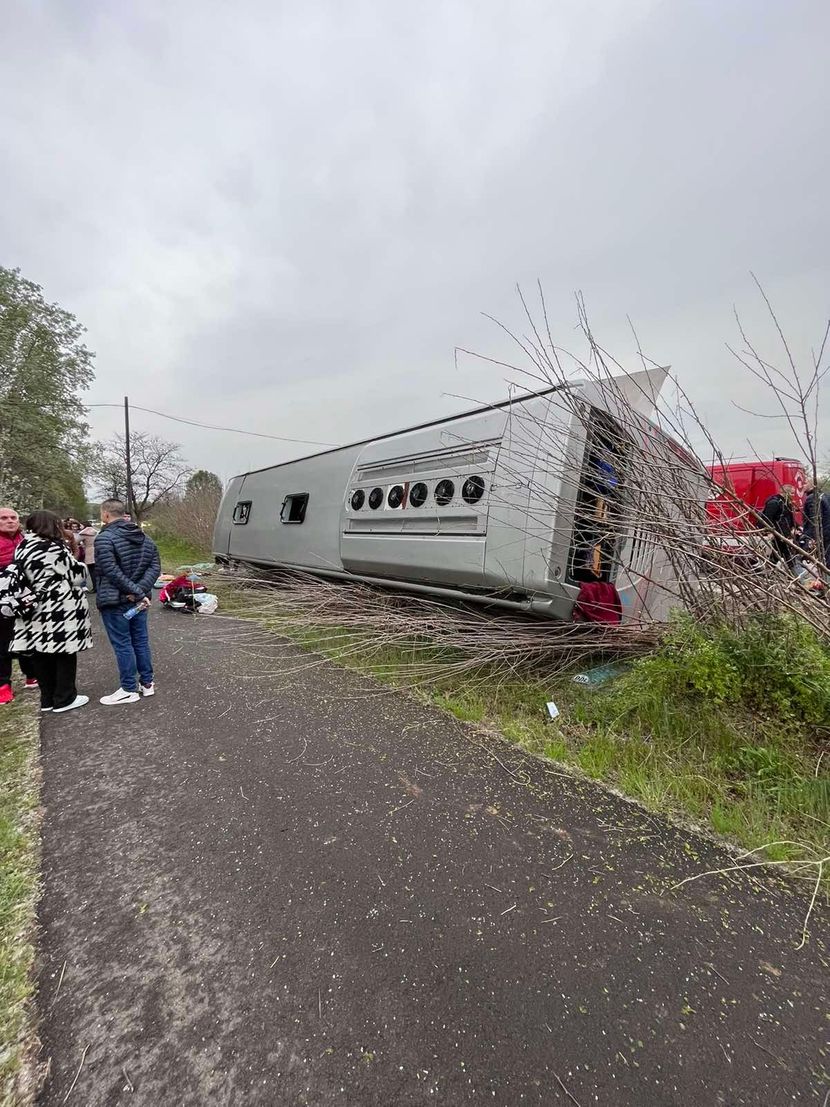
[
  {"x1": 723, "y1": 276, "x2": 830, "y2": 564},
  {"x1": 728, "y1": 275, "x2": 829, "y2": 485},
  {"x1": 92, "y1": 432, "x2": 191, "y2": 520}
]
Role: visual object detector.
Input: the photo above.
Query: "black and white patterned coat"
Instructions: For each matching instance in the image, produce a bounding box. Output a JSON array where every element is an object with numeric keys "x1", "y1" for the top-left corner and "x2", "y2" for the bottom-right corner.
[{"x1": 11, "y1": 537, "x2": 93, "y2": 655}]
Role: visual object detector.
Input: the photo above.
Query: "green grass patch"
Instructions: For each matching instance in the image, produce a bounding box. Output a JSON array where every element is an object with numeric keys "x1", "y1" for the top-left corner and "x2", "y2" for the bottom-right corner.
[
  {"x1": 216, "y1": 581, "x2": 830, "y2": 873},
  {"x1": 150, "y1": 533, "x2": 211, "y2": 574},
  {"x1": 0, "y1": 696, "x2": 40, "y2": 1106}
]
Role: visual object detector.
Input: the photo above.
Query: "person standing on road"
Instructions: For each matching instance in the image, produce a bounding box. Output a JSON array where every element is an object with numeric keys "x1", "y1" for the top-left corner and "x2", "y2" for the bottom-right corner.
[
  {"x1": 77, "y1": 520, "x2": 99, "y2": 591},
  {"x1": 95, "y1": 499, "x2": 161, "y2": 705},
  {"x1": 0, "y1": 506, "x2": 39, "y2": 703},
  {"x1": 61, "y1": 519, "x2": 81, "y2": 560},
  {"x1": 10, "y1": 511, "x2": 92, "y2": 714}
]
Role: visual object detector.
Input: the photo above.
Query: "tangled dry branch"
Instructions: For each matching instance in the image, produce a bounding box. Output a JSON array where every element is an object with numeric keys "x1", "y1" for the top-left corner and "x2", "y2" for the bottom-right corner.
[{"x1": 214, "y1": 569, "x2": 665, "y2": 686}]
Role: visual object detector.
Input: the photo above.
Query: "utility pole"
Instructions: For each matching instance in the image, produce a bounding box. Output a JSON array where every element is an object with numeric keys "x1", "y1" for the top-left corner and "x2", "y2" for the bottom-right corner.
[{"x1": 124, "y1": 395, "x2": 135, "y2": 519}]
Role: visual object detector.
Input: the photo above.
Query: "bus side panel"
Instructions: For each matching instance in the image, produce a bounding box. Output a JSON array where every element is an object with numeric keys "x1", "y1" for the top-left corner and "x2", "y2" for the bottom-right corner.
[
  {"x1": 484, "y1": 391, "x2": 555, "y2": 593},
  {"x1": 340, "y1": 409, "x2": 507, "y2": 587},
  {"x1": 519, "y1": 394, "x2": 584, "y2": 601},
  {"x1": 213, "y1": 476, "x2": 245, "y2": 560},
  {"x1": 225, "y1": 447, "x2": 363, "y2": 570}
]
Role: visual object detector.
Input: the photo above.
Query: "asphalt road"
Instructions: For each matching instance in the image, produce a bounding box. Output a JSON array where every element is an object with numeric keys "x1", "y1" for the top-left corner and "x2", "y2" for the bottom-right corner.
[{"x1": 36, "y1": 606, "x2": 829, "y2": 1105}]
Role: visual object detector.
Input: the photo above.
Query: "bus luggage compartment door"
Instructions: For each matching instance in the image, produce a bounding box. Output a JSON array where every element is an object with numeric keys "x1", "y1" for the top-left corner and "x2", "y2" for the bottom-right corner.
[{"x1": 341, "y1": 507, "x2": 486, "y2": 586}]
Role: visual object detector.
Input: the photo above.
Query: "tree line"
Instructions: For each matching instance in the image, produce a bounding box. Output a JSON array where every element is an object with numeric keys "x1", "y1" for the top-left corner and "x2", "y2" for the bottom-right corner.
[{"x1": 1, "y1": 265, "x2": 222, "y2": 543}]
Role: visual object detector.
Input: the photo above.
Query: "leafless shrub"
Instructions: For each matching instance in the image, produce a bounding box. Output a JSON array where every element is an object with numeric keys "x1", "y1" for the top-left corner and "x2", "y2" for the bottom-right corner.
[
  {"x1": 729, "y1": 274, "x2": 829, "y2": 490},
  {"x1": 215, "y1": 568, "x2": 664, "y2": 686},
  {"x1": 153, "y1": 491, "x2": 220, "y2": 551},
  {"x1": 152, "y1": 470, "x2": 223, "y2": 549}
]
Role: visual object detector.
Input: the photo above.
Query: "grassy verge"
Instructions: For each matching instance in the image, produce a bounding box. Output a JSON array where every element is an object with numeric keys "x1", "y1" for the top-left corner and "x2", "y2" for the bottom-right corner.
[
  {"x1": 214, "y1": 578, "x2": 829, "y2": 873},
  {"x1": 151, "y1": 534, "x2": 211, "y2": 574},
  {"x1": 0, "y1": 697, "x2": 41, "y2": 1107}
]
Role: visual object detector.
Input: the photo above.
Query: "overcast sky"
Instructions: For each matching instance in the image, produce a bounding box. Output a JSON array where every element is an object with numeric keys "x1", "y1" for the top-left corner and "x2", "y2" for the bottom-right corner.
[{"x1": 3, "y1": 0, "x2": 828, "y2": 480}]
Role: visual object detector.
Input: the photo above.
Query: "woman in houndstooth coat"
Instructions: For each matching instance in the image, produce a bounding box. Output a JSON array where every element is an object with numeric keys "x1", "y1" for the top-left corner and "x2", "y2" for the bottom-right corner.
[{"x1": 11, "y1": 510, "x2": 92, "y2": 713}]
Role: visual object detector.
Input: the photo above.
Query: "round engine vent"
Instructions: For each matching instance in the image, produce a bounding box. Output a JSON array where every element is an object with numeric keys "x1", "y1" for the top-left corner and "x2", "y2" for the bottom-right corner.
[
  {"x1": 409, "y1": 481, "x2": 428, "y2": 507},
  {"x1": 387, "y1": 485, "x2": 404, "y2": 509},
  {"x1": 350, "y1": 489, "x2": 365, "y2": 511},
  {"x1": 368, "y1": 487, "x2": 384, "y2": 510},
  {"x1": 462, "y1": 475, "x2": 485, "y2": 504},
  {"x1": 435, "y1": 479, "x2": 455, "y2": 506}
]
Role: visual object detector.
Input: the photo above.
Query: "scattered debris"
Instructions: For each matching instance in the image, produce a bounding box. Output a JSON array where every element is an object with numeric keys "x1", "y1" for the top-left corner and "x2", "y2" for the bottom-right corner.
[
  {"x1": 53, "y1": 959, "x2": 67, "y2": 1001},
  {"x1": 554, "y1": 1070, "x2": 584, "y2": 1106},
  {"x1": 61, "y1": 1043, "x2": 90, "y2": 1104},
  {"x1": 571, "y1": 662, "x2": 626, "y2": 688}
]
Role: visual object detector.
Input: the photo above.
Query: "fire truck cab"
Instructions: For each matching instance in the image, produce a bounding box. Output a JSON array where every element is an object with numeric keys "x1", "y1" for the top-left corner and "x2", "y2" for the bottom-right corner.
[{"x1": 707, "y1": 458, "x2": 806, "y2": 532}]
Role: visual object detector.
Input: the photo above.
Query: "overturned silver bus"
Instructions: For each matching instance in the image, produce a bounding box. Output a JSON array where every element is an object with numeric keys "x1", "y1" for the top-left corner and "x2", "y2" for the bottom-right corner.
[{"x1": 213, "y1": 367, "x2": 703, "y2": 623}]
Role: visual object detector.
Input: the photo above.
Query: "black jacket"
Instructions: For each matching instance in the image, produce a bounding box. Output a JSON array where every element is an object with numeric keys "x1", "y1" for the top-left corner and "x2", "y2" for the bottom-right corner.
[
  {"x1": 761, "y1": 494, "x2": 795, "y2": 538},
  {"x1": 95, "y1": 520, "x2": 161, "y2": 609},
  {"x1": 803, "y1": 489, "x2": 830, "y2": 547}
]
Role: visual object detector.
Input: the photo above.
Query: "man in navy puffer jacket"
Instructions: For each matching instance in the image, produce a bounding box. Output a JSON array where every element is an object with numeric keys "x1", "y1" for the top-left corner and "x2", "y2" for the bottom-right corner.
[{"x1": 95, "y1": 499, "x2": 161, "y2": 706}]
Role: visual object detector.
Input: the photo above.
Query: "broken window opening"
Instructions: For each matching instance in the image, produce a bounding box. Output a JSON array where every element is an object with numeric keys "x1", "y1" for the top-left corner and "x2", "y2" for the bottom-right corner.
[{"x1": 280, "y1": 493, "x2": 309, "y2": 524}]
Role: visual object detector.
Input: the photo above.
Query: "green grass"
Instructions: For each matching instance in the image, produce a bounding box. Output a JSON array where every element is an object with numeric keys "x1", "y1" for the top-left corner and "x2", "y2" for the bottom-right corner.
[
  {"x1": 150, "y1": 534, "x2": 211, "y2": 574},
  {"x1": 0, "y1": 696, "x2": 40, "y2": 1107},
  {"x1": 215, "y1": 580, "x2": 829, "y2": 874}
]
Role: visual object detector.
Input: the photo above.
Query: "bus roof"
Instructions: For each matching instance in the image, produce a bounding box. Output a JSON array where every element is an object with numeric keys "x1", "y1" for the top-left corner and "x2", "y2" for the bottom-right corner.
[{"x1": 233, "y1": 382, "x2": 569, "y2": 479}]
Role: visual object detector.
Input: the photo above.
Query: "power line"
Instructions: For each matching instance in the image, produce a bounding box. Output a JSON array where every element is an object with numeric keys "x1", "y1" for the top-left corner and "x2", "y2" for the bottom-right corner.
[
  {"x1": 3, "y1": 394, "x2": 339, "y2": 449},
  {"x1": 83, "y1": 402, "x2": 339, "y2": 448}
]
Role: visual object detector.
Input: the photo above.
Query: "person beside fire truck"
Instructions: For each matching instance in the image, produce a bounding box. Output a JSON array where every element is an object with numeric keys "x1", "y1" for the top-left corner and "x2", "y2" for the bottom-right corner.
[
  {"x1": 803, "y1": 480, "x2": 830, "y2": 567},
  {"x1": 761, "y1": 485, "x2": 798, "y2": 573}
]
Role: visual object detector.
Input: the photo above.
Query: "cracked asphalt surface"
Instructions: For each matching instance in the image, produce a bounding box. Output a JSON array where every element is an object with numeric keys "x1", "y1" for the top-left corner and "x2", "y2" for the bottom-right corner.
[{"x1": 36, "y1": 608, "x2": 828, "y2": 1105}]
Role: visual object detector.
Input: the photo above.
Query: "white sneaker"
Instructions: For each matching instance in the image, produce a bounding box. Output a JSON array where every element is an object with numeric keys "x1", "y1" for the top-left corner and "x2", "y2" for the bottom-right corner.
[
  {"x1": 53, "y1": 695, "x2": 90, "y2": 714},
  {"x1": 100, "y1": 688, "x2": 140, "y2": 706},
  {"x1": 140, "y1": 683, "x2": 155, "y2": 697}
]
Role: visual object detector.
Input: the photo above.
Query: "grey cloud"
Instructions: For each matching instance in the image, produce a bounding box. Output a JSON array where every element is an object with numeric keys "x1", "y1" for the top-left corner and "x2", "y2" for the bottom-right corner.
[{"x1": 2, "y1": 0, "x2": 828, "y2": 479}]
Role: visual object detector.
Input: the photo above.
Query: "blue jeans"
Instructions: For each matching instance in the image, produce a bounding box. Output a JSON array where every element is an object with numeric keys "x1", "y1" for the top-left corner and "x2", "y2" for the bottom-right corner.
[{"x1": 100, "y1": 607, "x2": 153, "y2": 692}]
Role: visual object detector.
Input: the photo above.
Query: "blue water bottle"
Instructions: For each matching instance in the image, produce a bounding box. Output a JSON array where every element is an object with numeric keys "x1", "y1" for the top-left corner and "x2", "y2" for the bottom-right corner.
[{"x1": 123, "y1": 600, "x2": 146, "y2": 621}]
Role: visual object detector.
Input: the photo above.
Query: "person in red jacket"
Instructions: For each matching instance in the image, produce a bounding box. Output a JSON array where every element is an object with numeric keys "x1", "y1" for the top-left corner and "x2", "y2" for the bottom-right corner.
[{"x1": 0, "y1": 506, "x2": 38, "y2": 703}]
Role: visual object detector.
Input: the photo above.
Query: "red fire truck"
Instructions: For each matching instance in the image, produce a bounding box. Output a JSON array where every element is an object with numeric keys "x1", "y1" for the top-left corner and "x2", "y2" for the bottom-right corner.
[{"x1": 707, "y1": 458, "x2": 806, "y2": 533}]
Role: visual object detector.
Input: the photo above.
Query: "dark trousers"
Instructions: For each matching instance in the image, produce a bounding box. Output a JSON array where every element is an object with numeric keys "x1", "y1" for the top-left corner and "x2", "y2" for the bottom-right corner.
[
  {"x1": 31, "y1": 652, "x2": 78, "y2": 710},
  {"x1": 0, "y1": 614, "x2": 37, "y2": 685},
  {"x1": 771, "y1": 537, "x2": 797, "y2": 574},
  {"x1": 88, "y1": 564, "x2": 98, "y2": 593}
]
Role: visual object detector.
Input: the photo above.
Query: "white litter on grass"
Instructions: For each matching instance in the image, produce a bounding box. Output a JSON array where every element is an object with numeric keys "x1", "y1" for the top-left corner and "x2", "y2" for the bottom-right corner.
[{"x1": 546, "y1": 701, "x2": 560, "y2": 720}]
